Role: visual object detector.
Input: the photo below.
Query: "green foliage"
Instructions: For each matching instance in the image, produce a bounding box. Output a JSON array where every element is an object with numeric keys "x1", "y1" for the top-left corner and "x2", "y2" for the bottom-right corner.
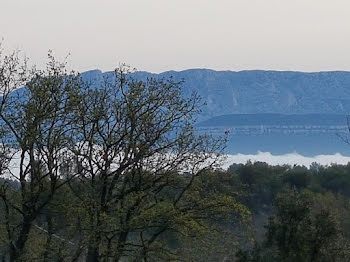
[
  {"x1": 237, "y1": 187, "x2": 350, "y2": 262},
  {"x1": 317, "y1": 164, "x2": 350, "y2": 196},
  {"x1": 233, "y1": 161, "x2": 286, "y2": 210},
  {"x1": 283, "y1": 166, "x2": 311, "y2": 189}
]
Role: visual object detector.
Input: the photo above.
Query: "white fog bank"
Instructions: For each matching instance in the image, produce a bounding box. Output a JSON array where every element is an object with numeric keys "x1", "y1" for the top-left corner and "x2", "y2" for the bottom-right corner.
[{"x1": 223, "y1": 152, "x2": 350, "y2": 169}]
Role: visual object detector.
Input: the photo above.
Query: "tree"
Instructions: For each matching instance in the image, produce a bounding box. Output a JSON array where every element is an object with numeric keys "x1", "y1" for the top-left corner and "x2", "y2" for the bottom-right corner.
[
  {"x1": 64, "y1": 66, "x2": 243, "y2": 261},
  {"x1": 0, "y1": 49, "x2": 81, "y2": 261},
  {"x1": 236, "y1": 187, "x2": 350, "y2": 262},
  {"x1": 0, "y1": 48, "x2": 247, "y2": 261}
]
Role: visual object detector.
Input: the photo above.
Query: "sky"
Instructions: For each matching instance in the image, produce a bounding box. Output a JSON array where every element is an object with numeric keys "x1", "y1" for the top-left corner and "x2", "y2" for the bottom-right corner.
[{"x1": 1, "y1": 0, "x2": 350, "y2": 73}]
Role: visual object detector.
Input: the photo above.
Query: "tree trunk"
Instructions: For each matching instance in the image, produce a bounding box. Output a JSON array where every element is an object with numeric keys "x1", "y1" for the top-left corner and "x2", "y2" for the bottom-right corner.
[
  {"x1": 86, "y1": 246, "x2": 99, "y2": 262},
  {"x1": 9, "y1": 218, "x2": 32, "y2": 262}
]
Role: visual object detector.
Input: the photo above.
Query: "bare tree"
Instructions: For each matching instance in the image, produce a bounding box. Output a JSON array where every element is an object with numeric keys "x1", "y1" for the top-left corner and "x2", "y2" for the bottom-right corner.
[{"x1": 67, "y1": 66, "x2": 229, "y2": 261}]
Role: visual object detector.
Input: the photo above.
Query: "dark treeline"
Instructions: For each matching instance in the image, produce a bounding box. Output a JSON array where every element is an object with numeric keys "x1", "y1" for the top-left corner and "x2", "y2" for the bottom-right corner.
[
  {"x1": 231, "y1": 161, "x2": 350, "y2": 262},
  {"x1": 170, "y1": 161, "x2": 350, "y2": 261}
]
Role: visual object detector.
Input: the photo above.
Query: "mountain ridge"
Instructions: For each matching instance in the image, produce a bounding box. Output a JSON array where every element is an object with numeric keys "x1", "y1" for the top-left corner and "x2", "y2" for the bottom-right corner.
[
  {"x1": 85, "y1": 68, "x2": 350, "y2": 75},
  {"x1": 80, "y1": 69, "x2": 350, "y2": 120}
]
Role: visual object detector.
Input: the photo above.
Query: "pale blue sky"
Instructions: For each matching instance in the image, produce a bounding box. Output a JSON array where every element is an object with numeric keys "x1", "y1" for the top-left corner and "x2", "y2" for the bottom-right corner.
[{"x1": 1, "y1": 0, "x2": 350, "y2": 72}]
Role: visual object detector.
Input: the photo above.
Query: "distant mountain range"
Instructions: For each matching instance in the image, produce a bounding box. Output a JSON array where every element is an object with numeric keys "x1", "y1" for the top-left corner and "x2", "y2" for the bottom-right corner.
[
  {"x1": 81, "y1": 69, "x2": 350, "y2": 119},
  {"x1": 80, "y1": 69, "x2": 350, "y2": 155}
]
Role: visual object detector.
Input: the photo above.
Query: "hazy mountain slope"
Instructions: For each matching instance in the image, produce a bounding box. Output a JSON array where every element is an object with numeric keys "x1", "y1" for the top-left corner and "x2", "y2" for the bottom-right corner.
[
  {"x1": 81, "y1": 69, "x2": 350, "y2": 120},
  {"x1": 79, "y1": 69, "x2": 350, "y2": 155}
]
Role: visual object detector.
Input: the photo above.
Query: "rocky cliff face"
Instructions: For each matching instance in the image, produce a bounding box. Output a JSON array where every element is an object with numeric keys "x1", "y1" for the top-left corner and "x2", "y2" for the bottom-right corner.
[
  {"x1": 81, "y1": 69, "x2": 350, "y2": 120},
  {"x1": 79, "y1": 69, "x2": 350, "y2": 155}
]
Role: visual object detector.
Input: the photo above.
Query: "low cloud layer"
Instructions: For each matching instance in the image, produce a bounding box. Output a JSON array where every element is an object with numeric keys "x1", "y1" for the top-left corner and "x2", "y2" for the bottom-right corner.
[{"x1": 224, "y1": 151, "x2": 350, "y2": 169}]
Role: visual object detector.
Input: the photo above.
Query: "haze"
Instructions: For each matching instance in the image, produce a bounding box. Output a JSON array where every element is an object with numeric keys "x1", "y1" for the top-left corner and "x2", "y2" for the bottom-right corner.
[{"x1": 1, "y1": 0, "x2": 350, "y2": 73}]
